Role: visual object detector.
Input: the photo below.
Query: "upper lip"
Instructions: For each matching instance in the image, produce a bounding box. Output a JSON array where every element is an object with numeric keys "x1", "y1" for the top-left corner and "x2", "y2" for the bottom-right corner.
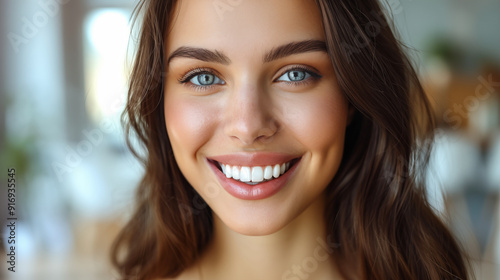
[{"x1": 207, "y1": 152, "x2": 301, "y2": 166}]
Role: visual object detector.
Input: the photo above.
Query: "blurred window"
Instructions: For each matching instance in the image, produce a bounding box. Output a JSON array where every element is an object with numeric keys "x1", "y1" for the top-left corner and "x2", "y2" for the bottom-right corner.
[{"x1": 83, "y1": 8, "x2": 133, "y2": 135}]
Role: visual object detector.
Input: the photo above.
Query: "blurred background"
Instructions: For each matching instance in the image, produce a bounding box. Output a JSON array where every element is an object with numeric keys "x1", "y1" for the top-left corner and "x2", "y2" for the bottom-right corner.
[{"x1": 0, "y1": 0, "x2": 499, "y2": 279}]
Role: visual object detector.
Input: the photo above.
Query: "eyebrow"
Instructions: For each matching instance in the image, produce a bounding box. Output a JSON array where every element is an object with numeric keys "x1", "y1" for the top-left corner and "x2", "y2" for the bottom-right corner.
[
  {"x1": 263, "y1": 40, "x2": 327, "y2": 62},
  {"x1": 167, "y1": 47, "x2": 230, "y2": 65},
  {"x1": 167, "y1": 39, "x2": 327, "y2": 65}
]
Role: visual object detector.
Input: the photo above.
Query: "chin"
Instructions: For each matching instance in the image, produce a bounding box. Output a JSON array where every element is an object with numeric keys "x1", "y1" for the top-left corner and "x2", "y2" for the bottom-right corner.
[
  {"x1": 212, "y1": 199, "x2": 305, "y2": 236},
  {"x1": 225, "y1": 217, "x2": 289, "y2": 236}
]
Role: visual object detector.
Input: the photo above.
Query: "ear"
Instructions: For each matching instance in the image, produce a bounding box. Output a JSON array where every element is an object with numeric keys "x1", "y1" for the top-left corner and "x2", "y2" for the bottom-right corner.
[{"x1": 346, "y1": 103, "x2": 356, "y2": 125}]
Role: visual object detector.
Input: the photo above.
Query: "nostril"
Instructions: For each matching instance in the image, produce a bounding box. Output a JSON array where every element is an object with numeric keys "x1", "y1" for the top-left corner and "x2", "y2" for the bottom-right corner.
[
  {"x1": 255, "y1": 135, "x2": 267, "y2": 142},
  {"x1": 224, "y1": 104, "x2": 279, "y2": 144},
  {"x1": 229, "y1": 131, "x2": 276, "y2": 146}
]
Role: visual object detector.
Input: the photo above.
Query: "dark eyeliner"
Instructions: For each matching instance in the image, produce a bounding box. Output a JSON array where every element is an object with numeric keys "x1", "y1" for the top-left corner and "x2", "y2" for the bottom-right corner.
[
  {"x1": 278, "y1": 66, "x2": 321, "y2": 79},
  {"x1": 178, "y1": 67, "x2": 219, "y2": 84},
  {"x1": 274, "y1": 65, "x2": 322, "y2": 85}
]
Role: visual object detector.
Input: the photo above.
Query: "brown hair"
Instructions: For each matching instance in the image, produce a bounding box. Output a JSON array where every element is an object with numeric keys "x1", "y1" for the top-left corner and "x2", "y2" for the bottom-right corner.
[{"x1": 111, "y1": 0, "x2": 471, "y2": 279}]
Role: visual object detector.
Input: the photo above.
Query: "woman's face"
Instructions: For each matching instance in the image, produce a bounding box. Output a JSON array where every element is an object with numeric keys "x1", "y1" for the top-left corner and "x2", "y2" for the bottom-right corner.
[{"x1": 164, "y1": 0, "x2": 350, "y2": 235}]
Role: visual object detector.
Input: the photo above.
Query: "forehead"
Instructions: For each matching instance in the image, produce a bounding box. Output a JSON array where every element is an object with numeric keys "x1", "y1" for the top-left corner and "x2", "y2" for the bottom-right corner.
[{"x1": 165, "y1": 0, "x2": 325, "y2": 56}]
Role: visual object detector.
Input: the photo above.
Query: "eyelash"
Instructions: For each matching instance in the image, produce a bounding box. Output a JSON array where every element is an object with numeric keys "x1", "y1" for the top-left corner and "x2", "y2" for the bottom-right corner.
[
  {"x1": 178, "y1": 67, "x2": 222, "y2": 92},
  {"x1": 275, "y1": 66, "x2": 322, "y2": 86},
  {"x1": 177, "y1": 65, "x2": 322, "y2": 92}
]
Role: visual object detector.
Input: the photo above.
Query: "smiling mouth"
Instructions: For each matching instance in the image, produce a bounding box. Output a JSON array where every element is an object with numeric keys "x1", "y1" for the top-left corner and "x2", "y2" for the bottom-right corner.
[{"x1": 210, "y1": 158, "x2": 300, "y2": 185}]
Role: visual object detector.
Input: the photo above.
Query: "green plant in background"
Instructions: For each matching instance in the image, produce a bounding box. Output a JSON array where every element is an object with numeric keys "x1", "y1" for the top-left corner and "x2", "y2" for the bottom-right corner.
[
  {"x1": 1, "y1": 135, "x2": 36, "y2": 182},
  {"x1": 425, "y1": 34, "x2": 500, "y2": 75},
  {"x1": 426, "y1": 35, "x2": 463, "y2": 68},
  {"x1": 0, "y1": 92, "x2": 40, "y2": 254},
  {"x1": 0, "y1": 93, "x2": 38, "y2": 183}
]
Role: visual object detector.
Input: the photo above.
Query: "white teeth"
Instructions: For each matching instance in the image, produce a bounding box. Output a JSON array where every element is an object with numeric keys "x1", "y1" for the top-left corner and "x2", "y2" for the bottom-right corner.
[
  {"x1": 273, "y1": 164, "x2": 280, "y2": 178},
  {"x1": 219, "y1": 161, "x2": 294, "y2": 184},
  {"x1": 225, "y1": 164, "x2": 232, "y2": 178},
  {"x1": 240, "y1": 166, "x2": 251, "y2": 182},
  {"x1": 264, "y1": 166, "x2": 273, "y2": 180},
  {"x1": 251, "y1": 167, "x2": 264, "y2": 183},
  {"x1": 232, "y1": 166, "x2": 240, "y2": 180}
]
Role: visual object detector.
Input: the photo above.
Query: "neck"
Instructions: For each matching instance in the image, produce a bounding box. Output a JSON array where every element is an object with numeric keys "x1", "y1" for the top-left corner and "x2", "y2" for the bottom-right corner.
[{"x1": 197, "y1": 195, "x2": 342, "y2": 280}]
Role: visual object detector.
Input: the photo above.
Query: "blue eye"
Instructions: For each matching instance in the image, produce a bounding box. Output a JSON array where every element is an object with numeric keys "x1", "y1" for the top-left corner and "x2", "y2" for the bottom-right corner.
[
  {"x1": 189, "y1": 73, "x2": 225, "y2": 86},
  {"x1": 277, "y1": 70, "x2": 310, "y2": 82}
]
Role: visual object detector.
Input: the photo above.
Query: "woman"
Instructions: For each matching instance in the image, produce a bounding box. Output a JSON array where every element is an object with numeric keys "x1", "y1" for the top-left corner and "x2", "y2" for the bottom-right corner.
[{"x1": 112, "y1": 0, "x2": 471, "y2": 279}]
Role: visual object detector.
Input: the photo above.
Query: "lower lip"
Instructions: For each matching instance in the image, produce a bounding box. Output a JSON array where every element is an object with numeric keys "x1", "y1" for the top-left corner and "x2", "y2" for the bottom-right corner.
[{"x1": 208, "y1": 159, "x2": 301, "y2": 200}]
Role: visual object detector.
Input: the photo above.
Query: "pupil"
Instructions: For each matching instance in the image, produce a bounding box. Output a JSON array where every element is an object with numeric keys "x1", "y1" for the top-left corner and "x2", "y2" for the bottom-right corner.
[
  {"x1": 199, "y1": 74, "x2": 214, "y2": 85},
  {"x1": 289, "y1": 71, "x2": 305, "y2": 81}
]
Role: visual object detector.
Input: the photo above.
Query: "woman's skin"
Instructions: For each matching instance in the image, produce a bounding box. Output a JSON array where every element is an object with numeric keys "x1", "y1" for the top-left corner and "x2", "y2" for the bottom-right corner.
[{"x1": 163, "y1": 0, "x2": 350, "y2": 279}]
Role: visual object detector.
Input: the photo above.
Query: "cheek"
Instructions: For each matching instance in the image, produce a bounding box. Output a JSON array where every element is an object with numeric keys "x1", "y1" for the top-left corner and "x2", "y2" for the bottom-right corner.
[
  {"x1": 164, "y1": 96, "x2": 216, "y2": 158},
  {"x1": 282, "y1": 91, "x2": 348, "y2": 196},
  {"x1": 283, "y1": 92, "x2": 348, "y2": 152}
]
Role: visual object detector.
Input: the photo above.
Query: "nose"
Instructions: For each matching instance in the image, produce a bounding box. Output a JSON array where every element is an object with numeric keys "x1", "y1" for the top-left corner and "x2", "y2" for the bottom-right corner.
[{"x1": 224, "y1": 83, "x2": 278, "y2": 145}]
